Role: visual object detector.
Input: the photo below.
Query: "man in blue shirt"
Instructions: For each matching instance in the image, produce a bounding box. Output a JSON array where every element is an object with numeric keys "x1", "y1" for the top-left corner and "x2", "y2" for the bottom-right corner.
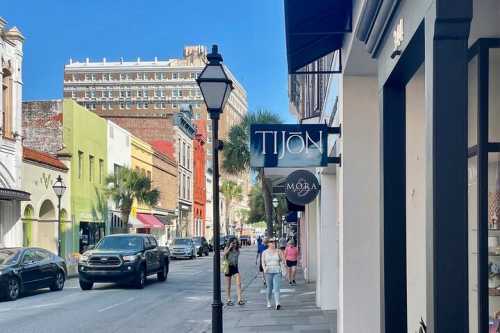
[{"x1": 256, "y1": 237, "x2": 268, "y2": 286}]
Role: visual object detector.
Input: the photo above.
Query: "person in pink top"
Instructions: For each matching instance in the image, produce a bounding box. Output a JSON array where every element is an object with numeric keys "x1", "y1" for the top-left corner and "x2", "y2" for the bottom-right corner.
[{"x1": 284, "y1": 240, "x2": 299, "y2": 285}]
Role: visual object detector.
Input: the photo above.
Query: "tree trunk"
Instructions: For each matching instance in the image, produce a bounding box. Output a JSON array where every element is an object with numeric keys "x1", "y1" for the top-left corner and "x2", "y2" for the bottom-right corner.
[
  {"x1": 260, "y1": 169, "x2": 273, "y2": 238},
  {"x1": 121, "y1": 208, "x2": 131, "y2": 234}
]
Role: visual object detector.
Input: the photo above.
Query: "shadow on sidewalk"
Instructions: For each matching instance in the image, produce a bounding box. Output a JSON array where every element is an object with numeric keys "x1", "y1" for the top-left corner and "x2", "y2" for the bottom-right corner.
[{"x1": 220, "y1": 270, "x2": 336, "y2": 333}]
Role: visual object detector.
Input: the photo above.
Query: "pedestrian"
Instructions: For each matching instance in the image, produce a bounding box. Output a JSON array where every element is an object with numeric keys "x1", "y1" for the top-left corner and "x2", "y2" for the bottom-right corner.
[
  {"x1": 284, "y1": 239, "x2": 299, "y2": 285},
  {"x1": 256, "y1": 237, "x2": 267, "y2": 286},
  {"x1": 262, "y1": 238, "x2": 285, "y2": 310},
  {"x1": 223, "y1": 237, "x2": 244, "y2": 306}
]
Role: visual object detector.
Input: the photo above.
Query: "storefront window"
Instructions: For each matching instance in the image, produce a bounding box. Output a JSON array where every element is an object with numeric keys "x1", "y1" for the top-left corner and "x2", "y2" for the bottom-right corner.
[
  {"x1": 469, "y1": 55, "x2": 478, "y2": 148},
  {"x1": 489, "y1": 153, "x2": 500, "y2": 327},
  {"x1": 489, "y1": 49, "x2": 500, "y2": 142},
  {"x1": 469, "y1": 156, "x2": 479, "y2": 333}
]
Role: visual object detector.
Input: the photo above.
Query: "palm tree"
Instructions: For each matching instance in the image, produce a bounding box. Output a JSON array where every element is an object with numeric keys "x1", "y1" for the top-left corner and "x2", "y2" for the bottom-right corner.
[
  {"x1": 220, "y1": 180, "x2": 243, "y2": 235},
  {"x1": 104, "y1": 167, "x2": 160, "y2": 233},
  {"x1": 91, "y1": 187, "x2": 109, "y2": 234},
  {"x1": 222, "y1": 109, "x2": 281, "y2": 237}
]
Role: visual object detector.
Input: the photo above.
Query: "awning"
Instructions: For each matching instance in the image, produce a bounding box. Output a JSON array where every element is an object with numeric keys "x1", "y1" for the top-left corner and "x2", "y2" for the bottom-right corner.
[
  {"x1": 154, "y1": 214, "x2": 174, "y2": 226},
  {"x1": 0, "y1": 188, "x2": 30, "y2": 201},
  {"x1": 127, "y1": 216, "x2": 144, "y2": 228},
  {"x1": 137, "y1": 213, "x2": 164, "y2": 229},
  {"x1": 284, "y1": 0, "x2": 351, "y2": 73}
]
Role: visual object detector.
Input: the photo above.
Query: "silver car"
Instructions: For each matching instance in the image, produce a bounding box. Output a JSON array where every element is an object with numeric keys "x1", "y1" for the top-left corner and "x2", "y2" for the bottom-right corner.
[{"x1": 169, "y1": 238, "x2": 196, "y2": 259}]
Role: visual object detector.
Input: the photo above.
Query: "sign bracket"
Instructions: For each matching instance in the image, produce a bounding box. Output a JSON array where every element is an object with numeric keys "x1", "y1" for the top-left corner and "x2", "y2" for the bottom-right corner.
[
  {"x1": 328, "y1": 154, "x2": 342, "y2": 167},
  {"x1": 327, "y1": 123, "x2": 341, "y2": 136}
]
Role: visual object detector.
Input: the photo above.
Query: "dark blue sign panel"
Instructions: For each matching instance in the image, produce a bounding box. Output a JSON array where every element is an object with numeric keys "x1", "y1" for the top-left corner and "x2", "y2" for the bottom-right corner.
[{"x1": 250, "y1": 124, "x2": 328, "y2": 168}]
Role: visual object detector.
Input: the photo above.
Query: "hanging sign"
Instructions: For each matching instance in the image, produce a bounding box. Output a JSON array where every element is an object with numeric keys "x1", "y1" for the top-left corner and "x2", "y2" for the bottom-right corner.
[
  {"x1": 250, "y1": 124, "x2": 328, "y2": 168},
  {"x1": 285, "y1": 170, "x2": 320, "y2": 205}
]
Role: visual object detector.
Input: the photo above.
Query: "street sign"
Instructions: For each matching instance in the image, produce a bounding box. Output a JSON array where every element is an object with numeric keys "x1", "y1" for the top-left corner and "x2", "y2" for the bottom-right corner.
[
  {"x1": 250, "y1": 124, "x2": 329, "y2": 168},
  {"x1": 285, "y1": 170, "x2": 320, "y2": 205}
]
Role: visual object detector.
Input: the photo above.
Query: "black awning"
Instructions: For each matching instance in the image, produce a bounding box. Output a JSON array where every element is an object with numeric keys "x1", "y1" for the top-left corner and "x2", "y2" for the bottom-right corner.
[
  {"x1": 284, "y1": 0, "x2": 351, "y2": 73},
  {"x1": 154, "y1": 214, "x2": 174, "y2": 226},
  {"x1": 0, "y1": 188, "x2": 30, "y2": 201}
]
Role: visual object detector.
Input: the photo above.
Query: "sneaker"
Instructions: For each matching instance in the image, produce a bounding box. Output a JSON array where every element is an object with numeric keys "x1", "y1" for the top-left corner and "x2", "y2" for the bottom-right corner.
[
  {"x1": 289, "y1": 281, "x2": 292, "y2": 286},
  {"x1": 276, "y1": 304, "x2": 281, "y2": 310},
  {"x1": 293, "y1": 280, "x2": 296, "y2": 285},
  {"x1": 267, "y1": 301, "x2": 271, "y2": 308}
]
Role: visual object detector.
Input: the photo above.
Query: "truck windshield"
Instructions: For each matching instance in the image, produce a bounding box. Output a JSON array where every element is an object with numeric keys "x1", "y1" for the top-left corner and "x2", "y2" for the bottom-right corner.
[
  {"x1": 96, "y1": 237, "x2": 143, "y2": 251},
  {"x1": 173, "y1": 239, "x2": 190, "y2": 245}
]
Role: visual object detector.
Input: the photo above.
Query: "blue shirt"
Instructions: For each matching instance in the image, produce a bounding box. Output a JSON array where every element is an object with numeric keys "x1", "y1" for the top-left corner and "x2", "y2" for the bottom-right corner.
[{"x1": 257, "y1": 243, "x2": 267, "y2": 254}]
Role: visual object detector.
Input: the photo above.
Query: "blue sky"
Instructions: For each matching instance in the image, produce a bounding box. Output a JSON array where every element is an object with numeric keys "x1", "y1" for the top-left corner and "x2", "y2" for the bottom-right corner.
[{"x1": 3, "y1": 0, "x2": 293, "y2": 122}]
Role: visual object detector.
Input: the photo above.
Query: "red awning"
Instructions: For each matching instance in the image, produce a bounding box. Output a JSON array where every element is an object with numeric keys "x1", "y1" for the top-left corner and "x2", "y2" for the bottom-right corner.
[{"x1": 136, "y1": 213, "x2": 164, "y2": 229}]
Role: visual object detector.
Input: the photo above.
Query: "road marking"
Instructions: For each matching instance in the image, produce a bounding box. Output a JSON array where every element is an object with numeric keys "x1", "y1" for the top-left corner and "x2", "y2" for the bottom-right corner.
[{"x1": 97, "y1": 297, "x2": 135, "y2": 313}]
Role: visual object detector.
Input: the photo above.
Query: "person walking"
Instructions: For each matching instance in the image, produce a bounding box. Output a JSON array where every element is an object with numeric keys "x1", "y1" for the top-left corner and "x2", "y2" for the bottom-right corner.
[
  {"x1": 262, "y1": 238, "x2": 285, "y2": 310},
  {"x1": 256, "y1": 237, "x2": 267, "y2": 286},
  {"x1": 284, "y1": 240, "x2": 299, "y2": 285},
  {"x1": 223, "y1": 237, "x2": 244, "y2": 306}
]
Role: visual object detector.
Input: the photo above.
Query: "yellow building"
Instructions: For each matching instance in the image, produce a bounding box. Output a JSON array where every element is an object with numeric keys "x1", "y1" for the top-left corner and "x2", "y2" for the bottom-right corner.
[{"x1": 129, "y1": 136, "x2": 166, "y2": 238}]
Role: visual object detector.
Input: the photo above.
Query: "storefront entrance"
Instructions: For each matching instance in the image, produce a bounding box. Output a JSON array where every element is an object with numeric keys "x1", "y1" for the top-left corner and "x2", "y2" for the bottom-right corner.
[
  {"x1": 79, "y1": 222, "x2": 105, "y2": 253},
  {"x1": 467, "y1": 38, "x2": 500, "y2": 333}
]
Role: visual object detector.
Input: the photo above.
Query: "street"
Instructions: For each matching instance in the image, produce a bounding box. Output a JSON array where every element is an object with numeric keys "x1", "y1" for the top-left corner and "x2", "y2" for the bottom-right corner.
[{"x1": 0, "y1": 247, "x2": 257, "y2": 333}]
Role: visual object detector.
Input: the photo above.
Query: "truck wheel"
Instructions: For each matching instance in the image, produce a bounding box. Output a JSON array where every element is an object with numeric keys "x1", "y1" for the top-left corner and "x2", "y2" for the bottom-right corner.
[
  {"x1": 79, "y1": 280, "x2": 93, "y2": 291},
  {"x1": 135, "y1": 267, "x2": 146, "y2": 289},
  {"x1": 157, "y1": 263, "x2": 168, "y2": 282}
]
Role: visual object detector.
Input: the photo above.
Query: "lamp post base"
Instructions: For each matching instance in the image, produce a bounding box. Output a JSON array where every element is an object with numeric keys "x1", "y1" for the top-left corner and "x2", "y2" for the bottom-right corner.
[{"x1": 212, "y1": 301, "x2": 223, "y2": 333}]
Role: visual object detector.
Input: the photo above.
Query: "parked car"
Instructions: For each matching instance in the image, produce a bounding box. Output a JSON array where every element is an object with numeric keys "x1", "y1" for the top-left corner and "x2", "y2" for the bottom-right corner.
[
  {"x1": 78, "y1": 234, "x2": 170, "y2": 290},
  {"x1": 192, "y1": 237, "x2": 209, "y2": 257},
  {"x1": 0, "y1": 247, "x2": 67, "y2": 301},
  {"x1": 170, "y1": 238, "x2": 196, "y2": 259}
]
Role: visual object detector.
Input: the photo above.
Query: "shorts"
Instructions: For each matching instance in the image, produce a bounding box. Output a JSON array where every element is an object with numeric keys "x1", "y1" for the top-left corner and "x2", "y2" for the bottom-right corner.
[
  {"x1": 286, "y1": 260, "x2": 297, "y2": 268},
  {"x1": 225, "y1": 265, "x2": 239, "y2": 277}
]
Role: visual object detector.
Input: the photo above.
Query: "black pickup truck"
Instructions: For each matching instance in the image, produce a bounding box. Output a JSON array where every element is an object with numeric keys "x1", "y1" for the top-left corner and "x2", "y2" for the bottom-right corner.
[{"x1": 78, "y1": 234, "x2": 170, "y2": 290}]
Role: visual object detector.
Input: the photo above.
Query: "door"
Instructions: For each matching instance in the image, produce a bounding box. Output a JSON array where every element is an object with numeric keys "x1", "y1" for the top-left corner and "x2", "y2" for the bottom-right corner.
[
  {"x1": 20, "y1": 249, "x2": 43, "y2": 288},
  {"x1": 148, "y1": 237, "x2": 160, "y2": 271},
  {"x1": 34, "y1": 249, "x2": 56, "y2": 285}
]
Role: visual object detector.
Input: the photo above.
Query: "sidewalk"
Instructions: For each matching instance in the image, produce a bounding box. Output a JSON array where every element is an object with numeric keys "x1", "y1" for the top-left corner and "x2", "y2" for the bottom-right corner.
[{"x1": 222, "y1": 271, "x2": 336, "y2": 333}]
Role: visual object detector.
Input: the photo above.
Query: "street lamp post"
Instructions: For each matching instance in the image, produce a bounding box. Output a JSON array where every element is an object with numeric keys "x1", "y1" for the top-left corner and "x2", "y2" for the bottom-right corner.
[
  {"x1": 175, "y1": 207, "x2": 179, "y2": 237},
  {"x1": 272, "y1": 198, "x2": 279, "y2": 238},
  {"x1": 52, "y1": 175, "x2": 66, "y2": 257},
  {"x1": 281, "y1": 215, "x2": 286, "y2": 238},
  {"x1": 196, "y1": 44, "x2": 233, "y2": 333}
]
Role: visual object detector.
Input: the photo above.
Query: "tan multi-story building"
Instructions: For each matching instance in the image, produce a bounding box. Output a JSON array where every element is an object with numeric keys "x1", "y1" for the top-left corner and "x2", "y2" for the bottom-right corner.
[{"x1": 62, "y1": 45, "x2": 248, "y2": 162}]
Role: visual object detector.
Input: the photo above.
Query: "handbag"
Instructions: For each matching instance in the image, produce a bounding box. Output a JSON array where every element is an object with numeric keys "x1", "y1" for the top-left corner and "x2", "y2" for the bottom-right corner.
[{"x1": 221, "y1": 257, "x2": 230, "y2": 275}]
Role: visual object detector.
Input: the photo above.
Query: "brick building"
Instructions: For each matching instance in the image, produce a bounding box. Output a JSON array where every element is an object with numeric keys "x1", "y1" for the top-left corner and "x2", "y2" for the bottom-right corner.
[{"x1": 193, "y1": 119, "x2": 206, "y2": 236}]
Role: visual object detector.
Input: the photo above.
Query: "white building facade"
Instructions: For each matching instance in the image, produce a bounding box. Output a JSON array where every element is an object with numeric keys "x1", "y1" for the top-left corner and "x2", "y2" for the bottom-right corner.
[
  {"x1": 107, "y1": 120, "x2": 131, "y2": 233},
  {"x1": 0, "y1": 18, "x2": 27, "y2": 247}
]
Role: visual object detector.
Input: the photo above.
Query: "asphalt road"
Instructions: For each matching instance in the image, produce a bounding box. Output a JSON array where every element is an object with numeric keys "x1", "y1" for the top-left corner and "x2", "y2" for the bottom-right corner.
[{"x1": 0, "y1": 246, "x2": 258, "y2": 333}]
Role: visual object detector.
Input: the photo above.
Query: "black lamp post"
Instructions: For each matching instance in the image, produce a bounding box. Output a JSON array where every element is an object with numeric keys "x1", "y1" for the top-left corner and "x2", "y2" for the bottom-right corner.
[
  {"x1": 196, "y1": 44, "x2": 233, "y2": 333},
  {"x1": 52, "y1": 175, "x2": 66, "y2": 257}
]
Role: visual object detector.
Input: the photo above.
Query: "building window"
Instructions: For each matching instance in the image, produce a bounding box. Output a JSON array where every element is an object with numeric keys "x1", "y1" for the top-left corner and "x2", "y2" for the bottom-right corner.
[
  {"x1": 90, "y1": 90, "x2": 96, "y2": 98},
  {"x1": 85, "y1": 74, "x2": 91, "y2": 81},
  {"x1": 187, "y1": 176, "x2": 191, "y2": 200},
  {"x1": 71, "y1": 91, "x2": 76, "y2": 99},
  {"x1": 2, "y1": 68, "x2": 13, "y2": 139},
  {"x1": 187, "y1": 146, "x2": 191, "y2": 169},
  {"x1": 144, "y1": 102, "x2": 149, "y2": 109},
  {"x1": 89, "y1": 155, "x2": 94, "y2": 181},
  {"x1": 182, "y1": 142, "x2": 186, "y2": 167},
  {"x1": 78, "y1": 151, "x2": 84, "y2": 179},
  {"x1": 147, "y1": 170, "x2": 151, "y2": 180},
  {"x1": 126, "y1": 102, "x2": 131, "y2": 110},
  {"x1": 190, "y1": 72, "x2": 196, "y2": 79},
  {"x1": 178, "y1": 138, "x2": 181, "y2": 162},
  {"x1": 173, "y1": 103, "x2": 178, "y2": 108},
  {"x1": 120, "y1": 102, "x2": 125, "y2": 110},
  {"x1": 182, "y1": 174, "x2": 186, "y2": 199},
  {"x1": 99, "y1": 159, "x2": 104, "y2": 184},
  {"x1": 173, "y1": 73, "x2": 178, "y2": 80},
  {"x1": 160, "y1": 102, "x2": 166, "y2": 108},
  {"x1": 91, "y1": 73, "x2": 96, "y2": 81}
]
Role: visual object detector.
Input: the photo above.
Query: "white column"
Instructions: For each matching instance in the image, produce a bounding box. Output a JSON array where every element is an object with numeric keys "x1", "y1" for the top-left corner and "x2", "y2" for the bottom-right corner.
[
  {"x1": 338, "y1": 75, "x2": 381, "y2": 333},
  {"x1": 316, "y1": 171, "x2": 338, "y2": 310}
]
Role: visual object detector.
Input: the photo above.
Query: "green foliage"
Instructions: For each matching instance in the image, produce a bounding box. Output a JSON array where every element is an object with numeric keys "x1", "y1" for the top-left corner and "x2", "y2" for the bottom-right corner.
[
  {"x1": 220, "y1": 180, "x2": 243, "y2": 234},
  {"x1": 104, "y1": 167, "x2": 160, "y2": 227},
  {"x1": 248, "y1": 185, "x2": 265, "y2": 224}
]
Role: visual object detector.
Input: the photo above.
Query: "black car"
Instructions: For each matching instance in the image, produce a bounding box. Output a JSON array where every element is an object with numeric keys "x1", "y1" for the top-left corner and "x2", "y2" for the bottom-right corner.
[
  {"x1": 0, "y1": 247, "x2": 67, "y2": 301},
  {"x1": 78, "y1": 234, "x2": 170, "y2": 290},
  {"x1": 192, "y1": 237, "x2": 210, "y2": 257}
]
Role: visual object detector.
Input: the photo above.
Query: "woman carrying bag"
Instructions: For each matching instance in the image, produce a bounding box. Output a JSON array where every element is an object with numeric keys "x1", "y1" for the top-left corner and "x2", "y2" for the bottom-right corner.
[
  {"x1": 261, "y1": 238, "x2": 285, "y2": 310},
  {"x1": 223, "y1": 237, "x2": 244, "y2": 306}
]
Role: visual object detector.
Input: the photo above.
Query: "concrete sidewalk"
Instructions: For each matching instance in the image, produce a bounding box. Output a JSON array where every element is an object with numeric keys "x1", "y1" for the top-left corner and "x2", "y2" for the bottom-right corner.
[{"x1": 221, "y1": 271, "x2": 336, "y2": 333}]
